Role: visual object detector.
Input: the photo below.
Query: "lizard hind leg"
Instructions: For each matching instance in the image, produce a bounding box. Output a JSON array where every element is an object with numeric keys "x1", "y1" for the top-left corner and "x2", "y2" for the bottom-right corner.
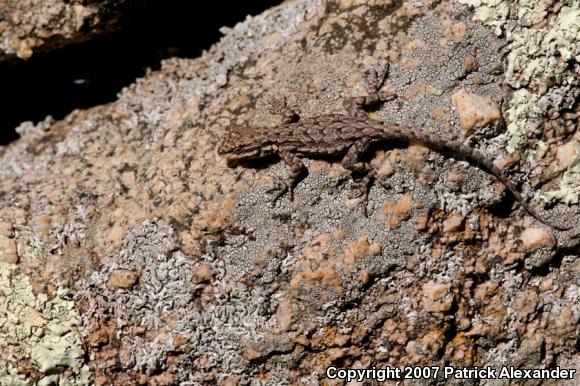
[
  {"x1": 342, "y1": 139, "x2": 376, "y2": 216},
  {"x1": 343, "y1": 64, "x2": 397, "y2": 118},
  {"x1": 364, "y1": 63, "x2": 390, "y2": 93}
]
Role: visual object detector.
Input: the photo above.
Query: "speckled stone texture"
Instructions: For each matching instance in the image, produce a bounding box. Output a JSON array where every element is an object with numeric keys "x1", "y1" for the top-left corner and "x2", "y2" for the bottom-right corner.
[
  {"x1": 0, "y1": 0, "x2": 137, "y2": 60},
  {"x1": 0, "y1": 0, "x2": 578, "y2": 385}
]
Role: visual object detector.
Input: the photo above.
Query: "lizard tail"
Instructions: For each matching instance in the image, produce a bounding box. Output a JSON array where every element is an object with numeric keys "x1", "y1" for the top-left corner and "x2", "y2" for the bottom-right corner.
[{"x1": 403, "y1": 128, "x2": 571, "y2": 231}]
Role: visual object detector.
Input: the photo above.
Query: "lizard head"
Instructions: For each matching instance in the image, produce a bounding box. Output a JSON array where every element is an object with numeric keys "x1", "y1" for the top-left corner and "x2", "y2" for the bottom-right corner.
[{"x1": 217, "y1": 126, "x2": 274, "y2": 164}]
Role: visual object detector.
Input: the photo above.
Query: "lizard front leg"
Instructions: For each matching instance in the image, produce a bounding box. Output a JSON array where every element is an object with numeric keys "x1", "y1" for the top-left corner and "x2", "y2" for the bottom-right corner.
[
  {"x1": 341, "y1": 138, "x2": 375, "y2": 215},
  {"x1": 269, "y1": 97, "x2": 301, "y2": 125},
  {"x1": 268, "y1": 149, "x2": 306, "y2": 202}
]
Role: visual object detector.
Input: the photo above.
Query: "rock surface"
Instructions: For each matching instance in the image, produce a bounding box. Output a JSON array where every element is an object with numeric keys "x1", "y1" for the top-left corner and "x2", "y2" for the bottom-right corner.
[
  {"x1": 0, "y1": 0, "x2": 578, "y2": 385},
  {"x1": 0, "y1": 0, "x2": 136, "y2": 60}
]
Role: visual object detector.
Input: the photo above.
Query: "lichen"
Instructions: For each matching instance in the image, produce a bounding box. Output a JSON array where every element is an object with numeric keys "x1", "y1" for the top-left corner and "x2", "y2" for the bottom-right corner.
[
  {"x1": 0, "y1": 263, "x2": 89, "y2": 385},
  {"x1": 457, "y1": 0, "x2": 580, "y2": 204},
  {"x1": 455, "y1": 0, "x2": 508, "y2": 36},
  {"x1": 544, "y1": 142, "x2": 580, "y2": 204}
]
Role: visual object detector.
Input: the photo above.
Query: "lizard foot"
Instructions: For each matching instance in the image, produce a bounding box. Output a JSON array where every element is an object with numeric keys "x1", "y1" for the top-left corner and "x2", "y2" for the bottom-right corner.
[
  {"x1": 344, "y1": 63, "x2": 397, "y2": 117},
  {"x1": 364, "y1": 63, "x2": 390, "y2": 93},
  {"x1": 268, "y1": 96, "x2": 300, "y2": 125},
  {"x1": 266, "y1": 177, "x2": 295, "y2": 205},
  {"x1": 350, "y1": 177, "x2": 373, "y2": 217}
]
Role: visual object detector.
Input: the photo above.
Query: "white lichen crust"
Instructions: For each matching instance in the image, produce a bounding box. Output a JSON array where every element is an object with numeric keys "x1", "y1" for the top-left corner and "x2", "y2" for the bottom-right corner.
[
  {"x1": 0, "y1": 263, "x2": 89, "y2": 385},
  {"x1": 457, "y1": 0, "x2": 580, "y2": 204}
]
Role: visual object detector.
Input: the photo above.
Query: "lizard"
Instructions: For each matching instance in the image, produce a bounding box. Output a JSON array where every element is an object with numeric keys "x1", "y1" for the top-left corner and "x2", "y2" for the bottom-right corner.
[{"x1": 217, "y1": 66, "x2": 572, "y2": 231}]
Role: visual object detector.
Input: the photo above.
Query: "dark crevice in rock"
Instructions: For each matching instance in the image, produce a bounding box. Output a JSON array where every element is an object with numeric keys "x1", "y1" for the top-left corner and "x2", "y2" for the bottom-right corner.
[{"x1": 0, "y1": 0, "x2": 282, "y2": 146}]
